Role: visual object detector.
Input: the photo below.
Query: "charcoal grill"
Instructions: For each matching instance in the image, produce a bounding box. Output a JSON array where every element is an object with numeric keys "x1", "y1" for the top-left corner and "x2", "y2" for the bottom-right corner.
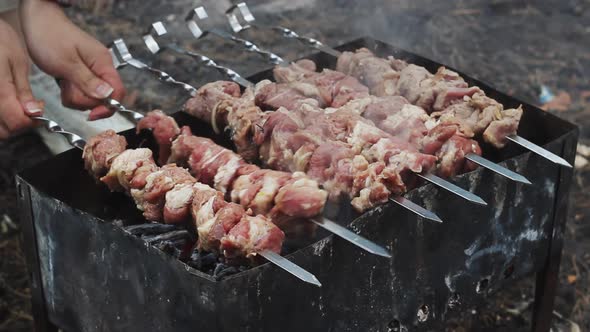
[{"x1": 17, "y1": 37, "x2": 577, "y2": 331}]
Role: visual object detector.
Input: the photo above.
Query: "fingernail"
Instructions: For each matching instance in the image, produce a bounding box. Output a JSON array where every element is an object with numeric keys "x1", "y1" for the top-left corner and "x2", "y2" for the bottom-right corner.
[
  {"x1": 95, "y1": 83, "x2": 114, "y2": 98},
  {"x1": 25, "y1": 101, "x2": 43, "y2": 115}
]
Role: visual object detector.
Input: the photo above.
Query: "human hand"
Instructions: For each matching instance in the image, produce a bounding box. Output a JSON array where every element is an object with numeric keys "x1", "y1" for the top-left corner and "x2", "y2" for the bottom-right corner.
[
  {"x1": 0, "y1": 18, "x2": 43, "y2": 139},
  {"x1": 20, "y1": 0, "x2": 125, "y2": 120}
]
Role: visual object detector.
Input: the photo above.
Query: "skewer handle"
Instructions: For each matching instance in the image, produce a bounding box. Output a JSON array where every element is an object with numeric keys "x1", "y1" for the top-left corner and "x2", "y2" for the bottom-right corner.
[
  {"x1": 32, "y1": 116, "x2": 86, "y2": 150},
  {"x1": 143, "y1": 21, "x2": 254, "y2": 88},
  {"x1": 270, "y1": 26, "x2": 342, "y2": 57},
  {"x1": 169, "y1": 45, "x2": 254, "y2": 88},
  {"x1": 185, "y1": 7, "x2": 284, "y2": 65},
  {"x1": 129, "y1": 59, "x2": 198, "y2": 97},
  {"x1": 212, "y1": 29, "x2": 284, "y2": 65},
  {"x1": 112, "y1": 38, "x2": 198, "y2": 97},
  {"x1": 225, "y1": 2, "x2": 340, "y2": 57}
]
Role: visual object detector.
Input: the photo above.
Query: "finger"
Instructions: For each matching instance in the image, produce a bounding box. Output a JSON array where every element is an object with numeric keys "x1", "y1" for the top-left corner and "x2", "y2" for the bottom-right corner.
[
  {"x1": 0, "y1": 85, "x2": 34, "y2": 136},
  {"x1": 88, "y1": 105, "x2": 114, "y2": 121},
  {"x1": 59, "y1": 79, "x2": 100, "y2": 110},
  {"x1": 78, "y1": 43, "x2": 126, "y2": 101},
  {"x1": 9, "y1": 56, "x2": 43, "y2": 116},
  {"x1": 98, "y1": 67, "x2": 126, "y2": 101},
  {"x1": 60, "y1": 48, "x2": 114, "y2": 100},
  {"x1": 0, "y1": 60, "x2": 33, "y2": 138}
]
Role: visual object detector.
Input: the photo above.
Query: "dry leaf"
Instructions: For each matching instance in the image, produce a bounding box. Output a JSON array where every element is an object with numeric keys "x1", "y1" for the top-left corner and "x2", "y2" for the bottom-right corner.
[
  {"x1": 567, "y1": 274, "x2": 577, "y2": 284},
  {"x1": 541, "y1": 91, "x2": 571, "y2": 112}
]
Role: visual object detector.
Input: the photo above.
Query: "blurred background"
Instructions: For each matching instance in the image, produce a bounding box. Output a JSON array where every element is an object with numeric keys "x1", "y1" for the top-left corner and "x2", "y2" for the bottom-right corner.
[{"x1": 1, "y1": 0, "x2": 588, "y2": 330}]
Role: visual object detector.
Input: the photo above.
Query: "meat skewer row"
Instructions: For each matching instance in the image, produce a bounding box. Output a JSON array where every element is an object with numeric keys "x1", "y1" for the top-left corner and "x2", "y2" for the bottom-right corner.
[
  {"x1": 262, "y1": 60, "x2": 525, "y2": 182},
  {"x1": 183, "y1": 80, "x2": 485, "y2": 211},
  {"x1": 335, "y1": 48, "x2": 521, "y2": 149},
  {"x1": 136, "y1": 110, "x2": 392, "y2": 257},
  {"x1": 219, "y1": 4, "x2": 569, "y2": 167},
  {"x1": 82, "y1": 130, "x2": 287, "y2": 263},
  {"x1": 83, "y1": 129, "x2": 322, "y2": 286}
]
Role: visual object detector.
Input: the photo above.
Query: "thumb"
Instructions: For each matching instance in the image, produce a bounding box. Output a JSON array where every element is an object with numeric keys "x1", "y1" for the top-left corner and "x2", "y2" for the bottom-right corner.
[{"x1": 61, "y1": 54, "x2": 114, "y2": 100}]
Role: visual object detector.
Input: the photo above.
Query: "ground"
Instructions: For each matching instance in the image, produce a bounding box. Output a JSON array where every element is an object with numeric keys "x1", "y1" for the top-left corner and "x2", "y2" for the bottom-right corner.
[{"x1": 0, "y1": 0, "x2": 589, "y2": 331}]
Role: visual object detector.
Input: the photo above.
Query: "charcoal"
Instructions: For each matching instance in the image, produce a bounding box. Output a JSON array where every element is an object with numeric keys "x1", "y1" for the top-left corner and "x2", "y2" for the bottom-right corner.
[
  {"x1": 186, "y1": 250, "x2": 219, "y2": 270},
  {"x1": 213, "y1": 264, "x2": 241, "y2": 280},
  {"x1": 124, "y1": 223, "x2": 180, "y2": 236},
  {"x1": 142, "y1": 230, "x2": 190, "y2": 244}
]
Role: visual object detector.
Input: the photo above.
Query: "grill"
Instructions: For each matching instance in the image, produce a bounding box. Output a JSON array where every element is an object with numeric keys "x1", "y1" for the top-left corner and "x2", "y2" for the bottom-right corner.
[{"x1": 17, "y1": 13, "x2": 577, "y2": 332}]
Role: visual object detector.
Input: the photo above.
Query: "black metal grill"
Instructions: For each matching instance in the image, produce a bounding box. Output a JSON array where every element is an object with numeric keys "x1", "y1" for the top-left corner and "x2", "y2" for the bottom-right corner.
[{"x1": 17, "y1": 37, "x2": 577, "y2": 332}]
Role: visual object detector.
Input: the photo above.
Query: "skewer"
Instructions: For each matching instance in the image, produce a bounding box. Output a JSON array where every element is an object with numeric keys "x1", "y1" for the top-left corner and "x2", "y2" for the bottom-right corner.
[
  {"x1": 310, "y1": 217, "x2": 390, "y2": 257},
  {"x1": 258, "y1": 250, "x2": 321, "y2": 287},
  {"x1": 143, "y1": 22, "x2": 252, "y2": 88},
  {"x1": 110, "y1": 39, "x2": 198, "y2": 97},
  {"x1": 225, "y1": 2, "x2": 570, "y2": 170},
  {"x1": 185, "y1": 7, "x2": 284, "y2": 65},
  {"x1": 506, "y1": 135, "x2": 572, "y2": 168},
  {"x1": 33, "y1": 115, "x2": 322, "y2": 286},
  {"x1": 140, "y1": 21, "x2": 446, "y2": 221},
  {"x1": 418, "y1": 174, "x2": 487, "y2": 206},
  {"x1": 109, "y1": 37, "x2": 393, "y2": 258},
  {"x1": 226, "y1": 2, "x2": 340, "y2": 58},
  {"x1": 104, "y1": 97, "x2": 144, "y2": 122},
  {"x1": 31, "y1": 116, "x2": 86, "y2": 149},
  {"x1": 464, "y1": 154, "x2": 531, "y2": 184},
  {"x1": 144, "y1": 21, "x2": 485, "y2": 207},
  {"x1": 390, "y1": 197, "x2": 443, "y2": 223}
]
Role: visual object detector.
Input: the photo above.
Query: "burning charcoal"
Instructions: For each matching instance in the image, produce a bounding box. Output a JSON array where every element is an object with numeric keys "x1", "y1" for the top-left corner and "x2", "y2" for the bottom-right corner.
[
  {"x1": 124, "y1": 222, "x2": 180, "y2": 236},
  {"x1": 142, "y1": 230, "x2": 190, "y2": 245}
]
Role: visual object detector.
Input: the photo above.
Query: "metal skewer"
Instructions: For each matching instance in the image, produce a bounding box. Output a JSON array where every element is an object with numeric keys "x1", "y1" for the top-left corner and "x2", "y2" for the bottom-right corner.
[
  {"x1": 465, "y1": 153, "x2": 531, "y2": 184},
  {"x1": 110, "y1": 39, "x2": 198, "y2": 97},
  {"x1": 186, "y1": 7, "x2": 284, "y2": 65},
  {"x1": 32, "y1": 116, "x2": 86, "y2": 150},
  {"x1": 258, "y1": 250, "x2": 321, "y2": 287},
  {"x1": 141, "y1": 21, "x2": 446, "y2": 221},
  {"x1": 418, "y1": 174, "x2": 487, "y2": 206},
  {"x1": 226, "y1": 2, "x2": 340, "y2": 58},
  {"x1": 390, "y1": 197, "x2": 443, "y2": 223},
  {"x1": 506, "y1": 135, "x2": 572, "y2": 168},
  {"x1": 226, "y1": 1, "x2": 571, "y2": 170},
  {"x1": 33, "y1": 115, "x2": 322, "y2": 286},
  {"x1": 143, "y1": 21, "x2": 253, "y2": 88}
]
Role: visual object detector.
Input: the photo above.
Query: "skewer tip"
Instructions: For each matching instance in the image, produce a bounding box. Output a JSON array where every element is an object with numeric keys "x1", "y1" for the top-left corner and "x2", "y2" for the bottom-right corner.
[
  {"x1": 310, "y1": 217, "x2": 391, "y2": 259},
  {"x1": 390, "y1": 197, "x2": 444, "y2": 223},
  {"x1": 508, "y1": 135, "x2": 573, "y2": 168}
]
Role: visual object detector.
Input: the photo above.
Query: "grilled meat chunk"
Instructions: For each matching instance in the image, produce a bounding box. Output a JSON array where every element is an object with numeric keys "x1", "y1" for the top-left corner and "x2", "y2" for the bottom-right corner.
[
  {"x1": 83, "y1": 129, "x2": 127, "y2": 179},
  {"x1": 136, "y1": 110, "x2": 180, "y2": 164}
]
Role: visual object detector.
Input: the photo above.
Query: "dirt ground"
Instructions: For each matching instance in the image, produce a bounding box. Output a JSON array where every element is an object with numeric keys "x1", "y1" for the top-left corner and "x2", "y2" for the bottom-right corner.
[{"x1": 1, "y1": 0, "x2": 589, "y2": 331}]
